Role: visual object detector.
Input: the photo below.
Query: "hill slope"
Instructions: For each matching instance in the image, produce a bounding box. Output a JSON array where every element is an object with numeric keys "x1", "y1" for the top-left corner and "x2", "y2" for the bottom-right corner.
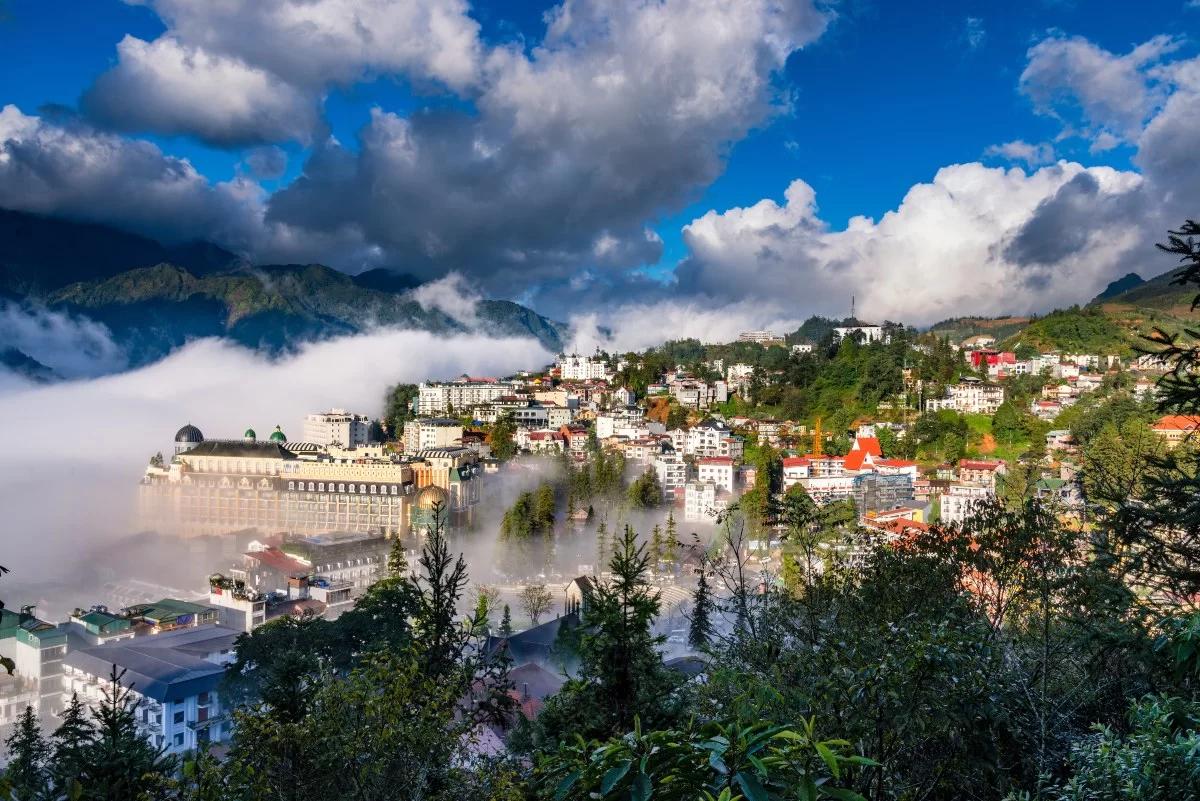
[
  {"x1": 50, "y1": 263, "x2": 566, "y2": 365},
  {"x1": 0, "y1": 209, "x2": 567, "y2": 371}
]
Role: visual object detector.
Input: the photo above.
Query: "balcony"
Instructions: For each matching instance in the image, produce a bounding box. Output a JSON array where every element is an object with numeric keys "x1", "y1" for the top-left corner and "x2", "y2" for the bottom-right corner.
[{"x1": 186, "y1": 712, "x2": 228, "y2": 731}]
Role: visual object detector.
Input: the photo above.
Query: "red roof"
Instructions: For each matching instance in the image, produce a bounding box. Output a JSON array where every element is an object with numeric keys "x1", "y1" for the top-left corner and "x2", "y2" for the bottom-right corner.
[
  {"x1": 960, "y1": 459, "x2": 1004, "y2": 471},
  {"x1": 246, "y1": 548, "x2": 309, "y2": 578},
  {"x1": 782, "y1": 457, "x2": 811, "y2": 468},
  {"x1": 878, "y1": 459, "x2": 917, "y2": 468},
  {"x1": 1153, "y1": 415, "x2": 1200, "y2": 432},
  {"x1": 853, "y1": 437, "x2": 883, "y2": 457},
  {"x1": 699, "y1": 456, "x2": 734, "y2": 465}
]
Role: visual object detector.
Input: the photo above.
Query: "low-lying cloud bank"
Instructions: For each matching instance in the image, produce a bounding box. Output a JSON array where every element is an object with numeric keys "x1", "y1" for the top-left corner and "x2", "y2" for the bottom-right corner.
[{"x1": 0, "y1": 328, "x2": 551, "y2": 578}]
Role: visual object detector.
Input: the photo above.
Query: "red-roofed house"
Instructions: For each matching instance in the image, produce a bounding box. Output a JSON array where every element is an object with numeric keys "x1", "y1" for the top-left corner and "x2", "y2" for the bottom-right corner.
[
  {"x1": 697, "y1": 456, "x2": 735, "y2": 492},
  {"x1": 959, "y1": 459, "x2": 1007, "y2": 489},
  {"x1": 1152, "y1": 415, "x2": 1200, "y2": 448},
  {"x1": 843, "y1": 436, "x2": 883, "y2": 472},
  {"x1": 782, "y1": 457, "x2": 811, "y2": 490}
]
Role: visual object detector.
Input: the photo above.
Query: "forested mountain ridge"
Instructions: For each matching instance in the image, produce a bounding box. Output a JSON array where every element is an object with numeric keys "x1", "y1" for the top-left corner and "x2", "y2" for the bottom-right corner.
[{"x1": 0, "y1": 208, "x2": 567, "y2": 369}]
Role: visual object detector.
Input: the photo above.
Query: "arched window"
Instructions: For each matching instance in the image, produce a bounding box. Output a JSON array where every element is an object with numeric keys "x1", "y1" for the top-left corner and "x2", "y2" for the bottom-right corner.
[
  {"x1": 370, "y1": 485, "x2": 377, "y2": 494},
  {"x1": 359, "y1": 484, "x2": 367, "y2": 494},
  {"x1": 308, "y1": 482, "x2": 315, "y2": 491},
  {"x1": 237, "y1": 461, "x2": 245, "y2": 473},
  {"x1": 288, "y1": 481, "x2": 295, "y2": 490},
  {"x1": 349, "y1": 484, "x2": 356, "y2": 493},
  {"x1": 339, "y1": 483, "x2": 345, "y2": 493},
  {"x1": 318, "y1": 483, "x2": 325, "y2": 492},
  {"x1": 390, "y1": 485, "x2": 398, "y2": 495}
]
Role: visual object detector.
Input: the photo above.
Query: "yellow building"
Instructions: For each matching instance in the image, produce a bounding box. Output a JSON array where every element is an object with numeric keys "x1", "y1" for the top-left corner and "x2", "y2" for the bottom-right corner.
[{"x1": 139, "y1": 425, "x2": 481, "y2": 538}]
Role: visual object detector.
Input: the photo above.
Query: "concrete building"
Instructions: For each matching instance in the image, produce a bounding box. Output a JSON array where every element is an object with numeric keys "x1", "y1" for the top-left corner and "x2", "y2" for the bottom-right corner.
[
  {"x1": 654, "y1": 453, "x2": 689, "y2": 502},
  {"x1": 737, "y1": 331, "x2": 776, "y2": 343},
  {"x1": 834, "y1": 325, "x2": 885, "y2": 343},
  {"x1": 696, "y1": 457, "x2": 735, "y2": 492},
  {"x1": 925, "y1": 379, "x2": 1005, "y2": 415},
  {"x1": 417, "y1": 381, "x2": 514, "y2": 416},
  {"x1": 557, "y1": 354, "x2": 609, "y2": 381},
  {"x1": 939, "y1": 484, "x2": 993, "y2": 527},
  {"x1": 140, "y1": 426, "x2": 484, "y2": 537},
  {"x1": 62, "y1": 625, "x2": 240, "y2": 756},
  {"x1": 304, "y1": 409, "x2": 371, "y2": 448},
  {"x1": 684, "y1": 481, "x2": 730, "y2": 523},
  {"x1": 403, "y1": 418, "x2": 463, "y2": 454}
]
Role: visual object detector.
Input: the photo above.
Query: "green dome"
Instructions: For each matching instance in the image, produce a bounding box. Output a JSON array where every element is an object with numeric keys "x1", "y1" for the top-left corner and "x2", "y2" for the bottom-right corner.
[
  {"x1": 244, "y1": 428, "x2": 257, "y2": 441},
  {"x1": 269, "y1": 425, "x2": 287, "y2": 442}
]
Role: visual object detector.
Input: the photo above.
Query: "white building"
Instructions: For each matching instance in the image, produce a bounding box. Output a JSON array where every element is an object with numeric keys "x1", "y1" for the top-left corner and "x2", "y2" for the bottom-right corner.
[
  {"x1": 654, "y1": 453, "x2": 689, "y2": 501},
  {"x1": 304, "y1": 409, "x2": 372, "y2": 448},
  {"x1": 402, "y1": 418, "x2": 463, "y2": 454},
  {"x1": 696, "y1": 457, "x2": 736, "y2": 492},
  {"x1": 791, "y1": 343, "x2": 814, "y2": 355},
  {"x1": 737, "y1": 330, "x2": 776, "y2": 343},
  {"x1": 834, "y1": 325, "x2": 886, "y2": 343},
  {"x1": 925, "y1": 379, "x2": 1005, "y2": 415},
  {"x1": 557, "y1": 354, "x2": 609, "y2": 381},
  {"x1": 684, "y1": 481, "x2": 730, "y2": 523},
  {"x1": 417, "y1": 381, "x2": 513, "y2": 416},
  {"x1": 939, "y1": 484, "x2": 993, "y2": 526},
  {"x1": 682, "y1": 420, "x2": 742, "y2": 458},
  {"x1": 62, "y1": 625, "x2": 240, "y2": 756}
]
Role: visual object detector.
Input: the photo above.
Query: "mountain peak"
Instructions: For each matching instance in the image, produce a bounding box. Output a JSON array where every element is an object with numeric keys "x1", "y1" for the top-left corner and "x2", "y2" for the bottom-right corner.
[{"x1": 1091, "y1": 272, "x2": 1146, "y2": 304}]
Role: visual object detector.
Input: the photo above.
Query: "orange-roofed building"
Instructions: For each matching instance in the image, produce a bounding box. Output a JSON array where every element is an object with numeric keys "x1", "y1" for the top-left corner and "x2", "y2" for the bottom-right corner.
[{"x1": 1152, "y1": 415, "x2": 1200, "y2": 448}]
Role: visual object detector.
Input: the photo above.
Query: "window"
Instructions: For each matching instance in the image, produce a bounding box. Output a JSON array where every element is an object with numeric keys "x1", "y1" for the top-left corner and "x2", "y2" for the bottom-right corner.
[
  {"x1": 318, "y1": 483, "x2": 325, "y2": 492},
  {"x1": 370, "y1": 485, "x2": 376, "y2": 494},
  {"x1": 174, "y1": 733, "x2": 184, "y2": 747},
  {"x1": 360, "y1": 484, "x2": 367, "y2": 493},
  {"x1": 173, "y1": 710, "x2": 184, "y2": 724},
  {"x1": 390, "y1": 485, "x2": 398, "y2": 495},
  {"x1": 349, "y1": 484, "x2": 356, "y2": 493},
  {"x1": 339, "y1": 483, "x2": 345, "y2": 492},
  {"x1": 288, "y1": 481, "x2": 295, "y2": 490},
  {"x1": 308, "y1": 482, "x2": 315, "y2": 491}
]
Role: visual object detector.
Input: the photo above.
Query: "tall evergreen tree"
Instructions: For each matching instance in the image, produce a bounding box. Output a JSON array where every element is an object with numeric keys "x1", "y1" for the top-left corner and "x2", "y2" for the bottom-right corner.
[
  {"x1": 689, "y1": 557, "x2": 715, "y2": 649},
  {"x1": 77, "y1": 666, "x2": 174, "y2": 801},
  {"x1": 49, "y1": 691, "x2": 94, "y2": 798},
  {"x1": 499, "y1": 604, "x2": 514, "y2": 638},
  {"x1": 596, "y1": 517, "x2": 608, "y2": 570},
  {"x1": 387, "y1": 533, "x2": 408, "y2": 578},
  {"x1": 663, "y1": 510, "x2": 679, "y2": 569},
  {"x1": 649, "y1": 524, "x2": 664, "y2": 566},
  {"x1": 489, "y1": 413, "x2": 518, "y2": 461},
  {"x1": 5, "y1": 705, "x2": 49, "y2": 801}
]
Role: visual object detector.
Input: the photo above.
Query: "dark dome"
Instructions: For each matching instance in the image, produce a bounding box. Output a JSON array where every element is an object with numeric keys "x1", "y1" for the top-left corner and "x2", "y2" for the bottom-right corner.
[{"x1": 175, "y1": 424, "x2": 205, "y2": 443}]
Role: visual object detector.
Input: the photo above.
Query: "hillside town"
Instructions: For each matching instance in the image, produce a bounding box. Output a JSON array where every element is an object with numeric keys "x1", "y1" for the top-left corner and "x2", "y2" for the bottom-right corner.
[{"x1": 1, "y1": 317, "x2": 1188, "y2": 768}]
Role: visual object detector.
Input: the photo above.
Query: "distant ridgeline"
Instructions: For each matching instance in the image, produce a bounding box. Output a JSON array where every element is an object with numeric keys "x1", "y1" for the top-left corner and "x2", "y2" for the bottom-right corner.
[{"x1": 0, "y1": 208, "x2": 567, "y2": 374}]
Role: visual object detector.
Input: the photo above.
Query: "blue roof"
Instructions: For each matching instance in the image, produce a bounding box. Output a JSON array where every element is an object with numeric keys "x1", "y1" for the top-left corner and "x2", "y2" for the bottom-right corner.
[{"x1": 62, "y1": 624, "x2": 238, "y2": 703}]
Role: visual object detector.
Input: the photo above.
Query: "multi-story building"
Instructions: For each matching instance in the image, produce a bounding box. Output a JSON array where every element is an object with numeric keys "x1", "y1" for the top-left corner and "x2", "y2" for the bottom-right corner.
[
  {"x1": 417, "y1": 380, "x2": 514, "y2": 415},
  {"x1": 938, "y1": 484, "x2": 993, "y2": 526},
  {"x1": 557, "y1": 354, "x2": 609, "y2": 381},
  {"x1": 684, "y1": 481, "x2": 730, "y2": 523},
  {"x1": 654, "y1": 453, "x2": 689, "y2": 501},
  {"x1": 680, "y1": 420, "x2": 743, "y2": 458},
  {"x1": 303, "y1": 410, "x2": 371, "y2": 448},
  {"x1": 958, "y1": 459, "x2": 1006, "y2": 489},
  {"x1": 1151, "y1": 415, "x2": 1200, "y2": 449},
  {"x1": 925, "y1": 379, "x2": 1004, "y2": 415},
  {"x1": 737, "y1": 331, "x2": 776, "y2": 343},
  {"x1": 696, "y1": 457, "x2": 735, "y2": 492},
  {"x1": 0, "y1": 607, "x2": 67, "y2": 718},
  {"x1": 834, "y1": 325, "x2": 885, "y2": 343},
  {"x1": 62, "y1": 625, "x2": 240, "y2": 756},
  {"x1": 402, "y1": 418, "x2": 463, "y2": 454},
  {"x1": 140, "y1": 426, "x2": 483, "y2": 537}
]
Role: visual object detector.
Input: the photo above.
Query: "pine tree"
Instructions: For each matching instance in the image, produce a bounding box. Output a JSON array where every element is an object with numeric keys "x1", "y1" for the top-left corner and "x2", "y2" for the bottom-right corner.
[
  {"x1": 596, "y1": 517, "x2": 609, "y2": 570},
  {"x1": 534, "y1": 482, "x2": 557, "y2": 534},
  {"x1": 689, "y1": 558, "x2": 715, "y2": 649},
  {"x1": 473, "y1": 593, "x2": 491, "y2": 636},
  {"x1": 664, "y1": 510, "x2": 679, "y2": 569},
  {"x1": 49, "y1": 692, "x2": 94, "y2": 798},
  {"x1": 78, "y1": 666, "x2": 173, "y2": 801},
  {"x1": 650, "y1": 524, "x2": 664, "y2": 567},
  {"x1": 5, "y1": 705, "x2": 49, "y2": 801},
  {"x1": 388, "y1": 532, "x2": 409, "y2": 578},
  {"x1": 499, "y1": 604, "x2": 514, "y2": 637}
]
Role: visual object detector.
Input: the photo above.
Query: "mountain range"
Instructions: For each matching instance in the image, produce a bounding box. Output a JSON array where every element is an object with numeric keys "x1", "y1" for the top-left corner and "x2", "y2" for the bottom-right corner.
[{"x1": 0, "y1": 209, "x2": 567, "y2": 381}]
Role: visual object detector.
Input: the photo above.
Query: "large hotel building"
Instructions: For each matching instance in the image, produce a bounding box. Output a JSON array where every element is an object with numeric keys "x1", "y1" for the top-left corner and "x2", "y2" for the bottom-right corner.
[{"x1": 139, "y1": 423, "x2": 482, "y2": 538}]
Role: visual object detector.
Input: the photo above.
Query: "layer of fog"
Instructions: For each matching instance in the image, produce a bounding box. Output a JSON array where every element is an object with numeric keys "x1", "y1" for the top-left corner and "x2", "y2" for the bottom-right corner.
[{"x1": 0, "y1": 328, "x2": 551, "y2": 616}]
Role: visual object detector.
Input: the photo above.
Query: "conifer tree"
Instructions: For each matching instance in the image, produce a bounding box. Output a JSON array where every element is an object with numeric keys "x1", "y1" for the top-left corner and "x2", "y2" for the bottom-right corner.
[
  {"x1": 650, "y1": 524, "x2": 664, "y2": 566},
  {"x1": 387, "y1": 532, "x2": 408, "y2": 578},
  {"x1": 596, "y1": 517, "x2": 608, "y2": 570},
  {"x1": 664, "y1": 510, "x2": 679, "y2": 569},
  {"x1": 49, "y1": 691, "x2": 93, "y2": 798},
  {"x1": 5, "y1": 705, "x2": 49, "y2": 801},
  {"x1": 499, "y1": 604, "x2": 514, "y2": 637},
  {"x1": 77, "y1": 666, "x2": 173, "y2": 801},
  {"x1": 689, "y1": 557, "x2": 715, "y2": 649}
]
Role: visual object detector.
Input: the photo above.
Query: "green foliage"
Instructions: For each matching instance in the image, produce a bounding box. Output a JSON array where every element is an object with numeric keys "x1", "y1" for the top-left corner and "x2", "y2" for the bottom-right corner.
[
  {"x1": 539, "y1": 526, "x2": 681, "y2": 743},
  {"x1": 519, "y1": 584, "x2": 554, "y2": 625},
  {"x1": 383, "y1": 383, "x2": 418, "y2": 438},
  {"x1": 689, "y1": 556, "x2": 715, "y2": 649},
  {"x1": 627, "y1": 469, "x2": 663, "y2": 510},
  {"x1": 1005, "y1": 305, "x2": 1131, "y2": 354},
  {"x1": 1038, "y1": 696, "x2": 1200, "y2": 801},
  {"x1": 489, "y1": 412, "x2": 519, "y2": 461},
  {"x1": 78, "y1": 666, "x2": 176, "y2": 801},
  {"x1": 538, "y1": 716, "x2": 876, "y2": 801},
  {"x1": 4, "y1": 705, "x2": 49, "y2": 801},
  {"x1": 499, "y1": 604, "x2": 514, "y2": 638}
]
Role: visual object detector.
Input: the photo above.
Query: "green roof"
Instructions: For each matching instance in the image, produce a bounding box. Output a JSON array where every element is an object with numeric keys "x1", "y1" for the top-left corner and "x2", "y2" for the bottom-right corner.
[
  {"x1": 269, "y1": 425, "x2": 287, "y2": 442},
  {"x1": 244, "y1": 428, "x2": 257, "y2": 439}
]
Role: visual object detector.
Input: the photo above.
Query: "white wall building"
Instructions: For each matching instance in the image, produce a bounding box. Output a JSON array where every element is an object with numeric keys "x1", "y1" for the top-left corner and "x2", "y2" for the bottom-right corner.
[
  {"x1": 834, "y1": 325, "x2": 886, "y2": 343},
  {"x1": 402, "y1": 418, "x2": 463, "y2": 454},
  {"x1": 696, "y1": 457, "x2": 735, "y2": 492},
  {"x1": 737, "y1": 331, "x2": 775, "y2": 343},
  {"x1": 304, "y1": 409, "x2": 372, "y2": 448},
  {"x1": 684, "y1": 481, "x2": 729, "y2": 523},
  {"x1": 557, "y1": 354, "x2": 609, "y2": 381},
  {"x1": 939, "y1": 484, "x2": 993, "y2": 527},
  {"x1": 417, "y1": 382, "x2": 513, "y2": 416},
  {"x1": 654, "y1": 453, "x2": 689, "y2": 501},
  {"x1": 925, "y1": 380, "x2": 1005, "y2": 415}
]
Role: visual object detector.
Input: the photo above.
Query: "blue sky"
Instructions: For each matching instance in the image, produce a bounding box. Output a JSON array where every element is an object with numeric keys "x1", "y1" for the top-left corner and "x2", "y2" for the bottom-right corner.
[{"x1": 1, "y1": 0, "x2": 1197, "y2": 325}]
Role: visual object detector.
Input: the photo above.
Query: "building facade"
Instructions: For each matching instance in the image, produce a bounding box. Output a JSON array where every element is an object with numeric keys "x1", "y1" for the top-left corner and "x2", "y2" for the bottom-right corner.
[{"x1": 303, "y1": 409, "x2": 372, "y2": 448}]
